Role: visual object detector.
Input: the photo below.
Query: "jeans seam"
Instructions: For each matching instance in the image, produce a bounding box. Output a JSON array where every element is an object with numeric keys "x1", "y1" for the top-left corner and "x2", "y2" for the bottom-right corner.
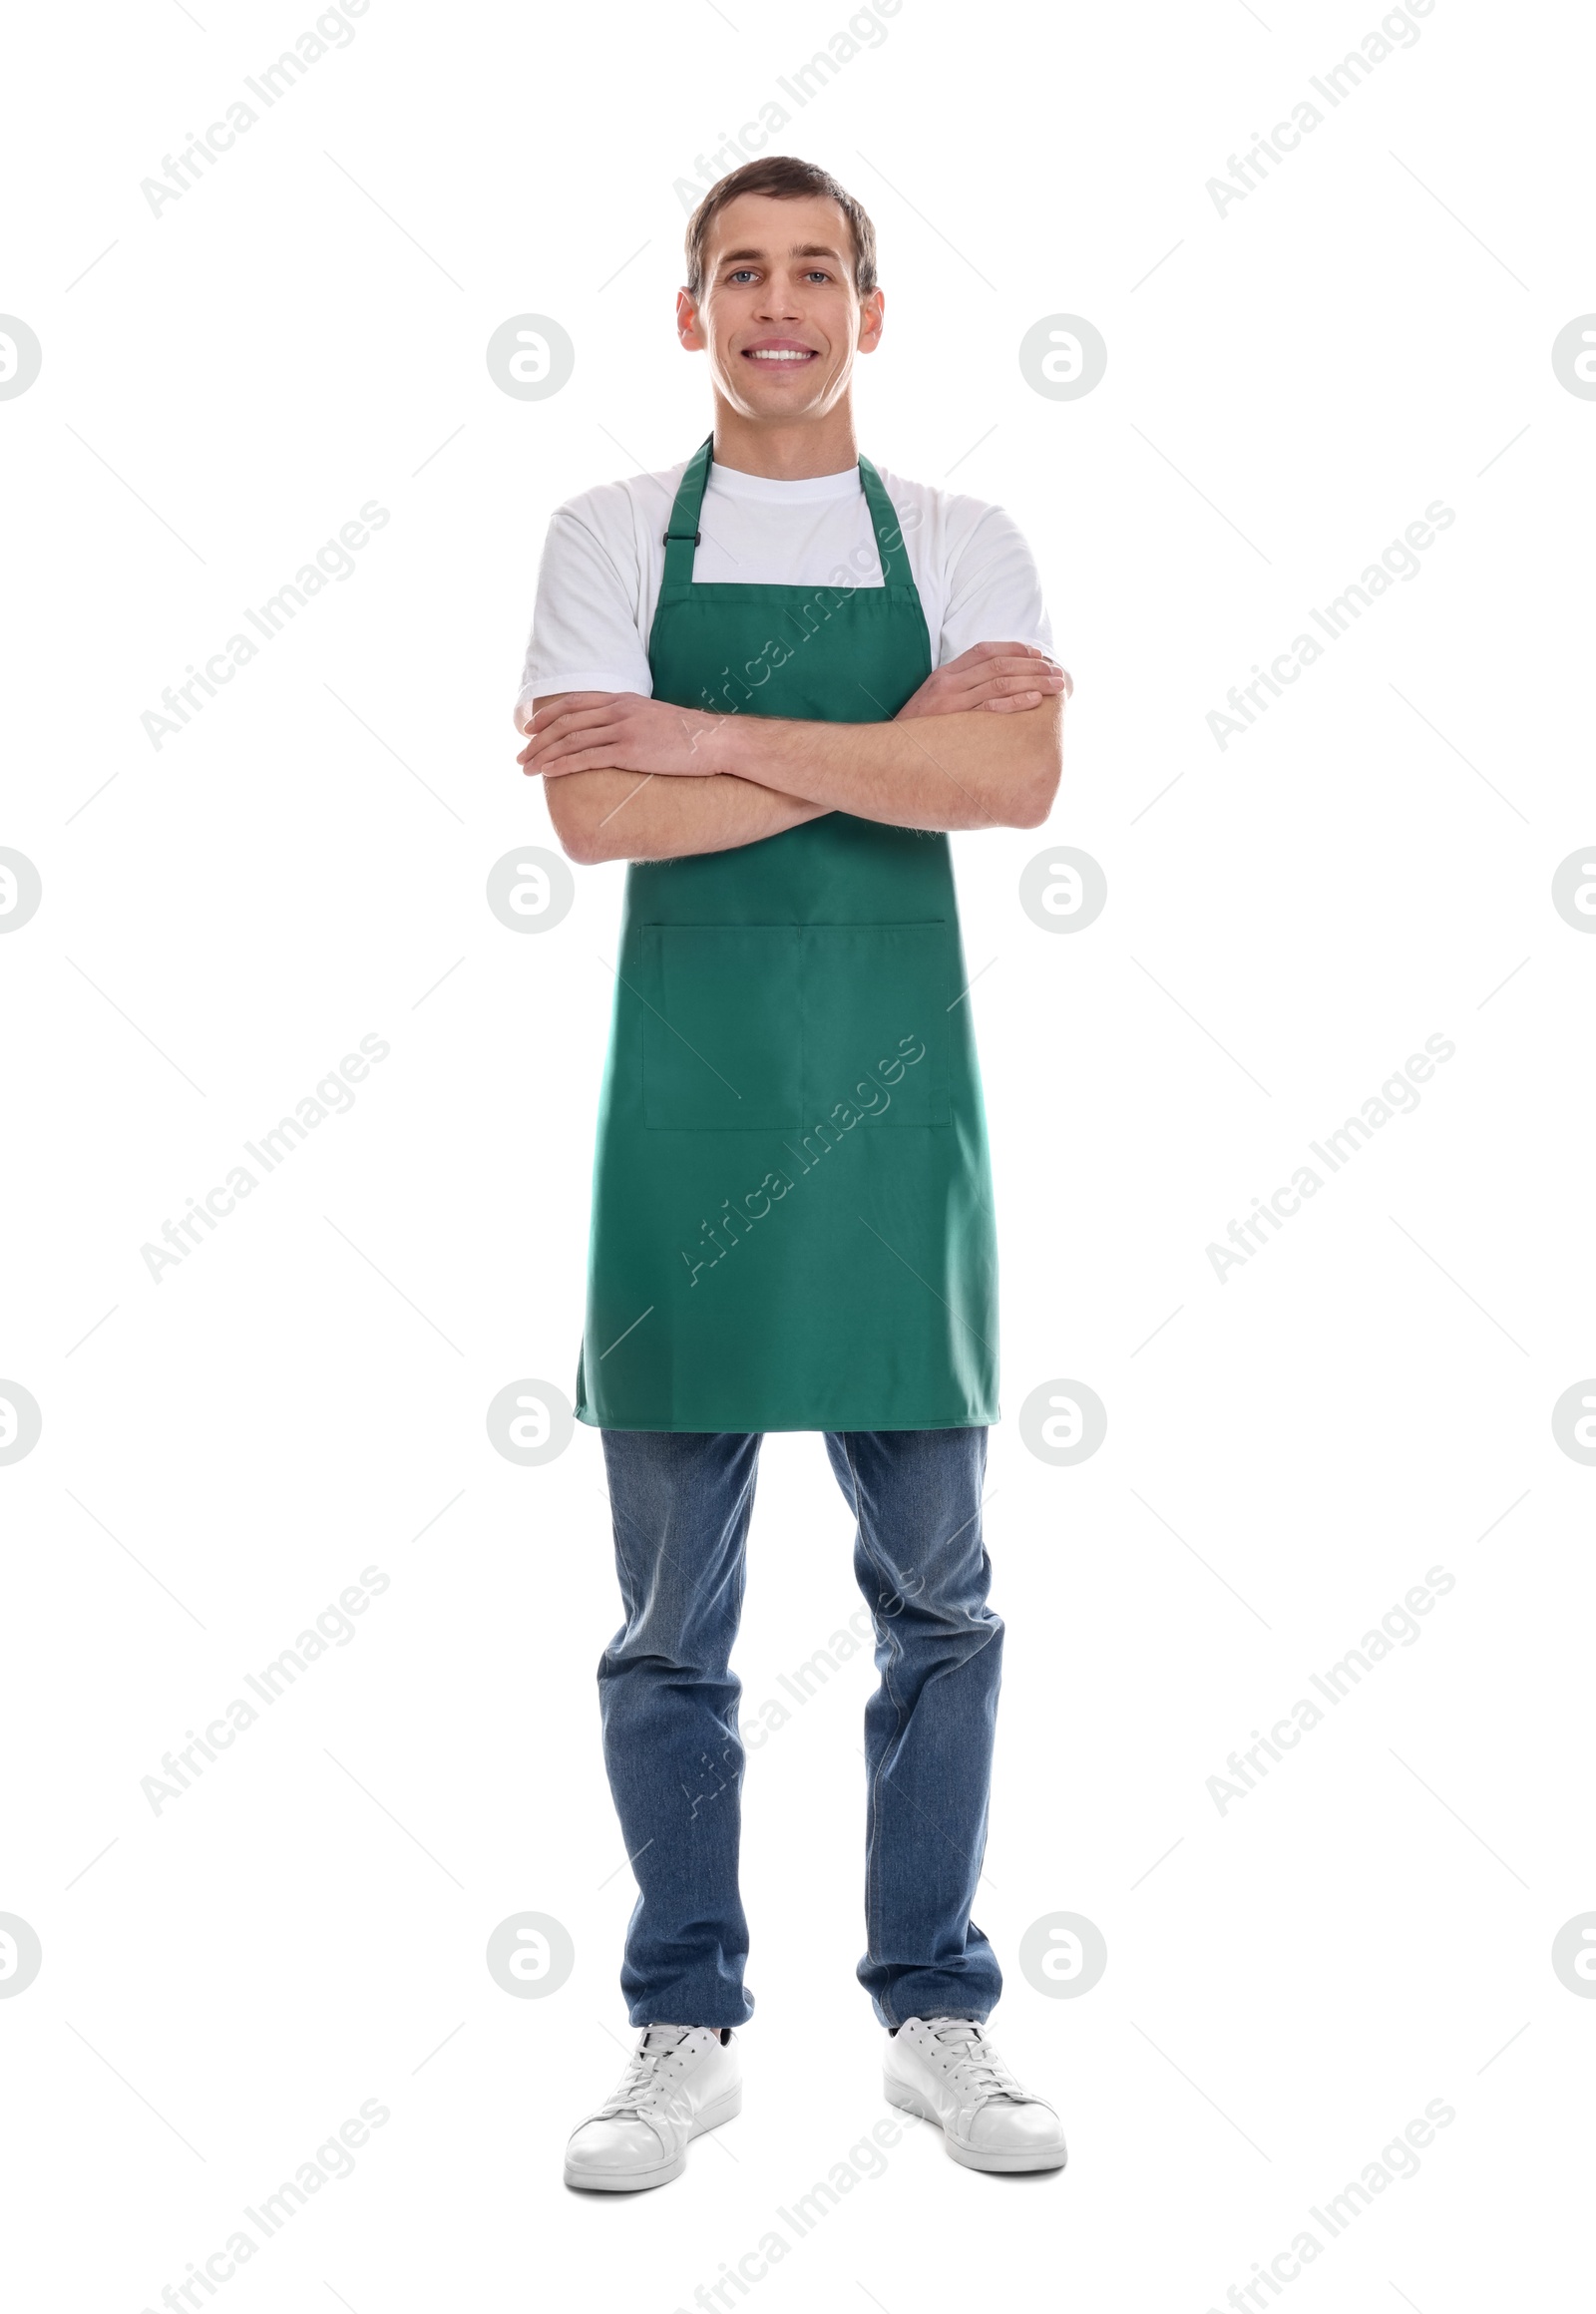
[
  {"x1": 606, "y1": 1430, "x2": 763, "y2": 2024},
  {"x1": 841, "y1": 1430, "x2": 913, "y2": 2028}
]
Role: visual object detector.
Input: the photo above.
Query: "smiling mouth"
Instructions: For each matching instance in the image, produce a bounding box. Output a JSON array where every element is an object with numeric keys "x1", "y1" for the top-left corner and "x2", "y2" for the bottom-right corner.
[{"x1": 741, "y1": 347, "x2": 819, "y2": 365}]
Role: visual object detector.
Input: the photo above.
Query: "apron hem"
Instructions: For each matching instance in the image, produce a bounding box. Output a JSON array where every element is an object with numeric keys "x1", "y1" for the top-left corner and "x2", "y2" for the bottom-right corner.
[{"x1": 575, "y1": 1404, "x2": 999, "y2": 1434}]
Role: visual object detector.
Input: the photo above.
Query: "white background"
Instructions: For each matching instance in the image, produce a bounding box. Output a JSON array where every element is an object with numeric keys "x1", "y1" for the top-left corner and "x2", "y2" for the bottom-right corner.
[{"x1": 3, "y1": 0, "x2": 1594, "y2": 2307}]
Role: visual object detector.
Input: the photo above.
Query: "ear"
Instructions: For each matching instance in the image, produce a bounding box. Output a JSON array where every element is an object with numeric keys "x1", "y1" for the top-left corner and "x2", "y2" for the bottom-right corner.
[
  {"x1": 857, "y1": 288, "x2": 885, "y2": 356},
  {"x1": 676, "y1": 287, "x2": 707, "y2": 350}
]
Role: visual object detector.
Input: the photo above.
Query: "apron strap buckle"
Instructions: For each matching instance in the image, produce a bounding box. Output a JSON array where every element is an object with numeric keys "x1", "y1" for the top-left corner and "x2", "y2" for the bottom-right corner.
[{"x1": 663, "y1": 529, "x2": 701, "y2": 545}]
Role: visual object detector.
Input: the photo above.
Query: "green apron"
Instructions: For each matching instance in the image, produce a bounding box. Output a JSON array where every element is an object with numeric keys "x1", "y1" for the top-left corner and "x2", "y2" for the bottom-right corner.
[{"x1": 574, "y1": 436, "x2": 998, "y2": 1432}]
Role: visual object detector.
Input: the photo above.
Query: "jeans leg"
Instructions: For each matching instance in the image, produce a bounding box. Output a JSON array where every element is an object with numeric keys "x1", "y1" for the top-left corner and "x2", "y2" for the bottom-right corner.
[
  {"x1": 825, "y1": 1426, "x2": 1003, "y2": 2029},
  {"x1": 598, "y1": 1428, "x2": 762, "y2": 2028}
]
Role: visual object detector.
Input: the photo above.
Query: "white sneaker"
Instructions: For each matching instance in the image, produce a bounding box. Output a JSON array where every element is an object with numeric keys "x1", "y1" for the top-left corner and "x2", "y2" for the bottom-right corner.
[
  {"x1": 884, "y1": 2016, "x2": 1067, "y2": 2173},
  {"x1": 564, "y1": 2025, "x2": 741, "y2": 2191}
]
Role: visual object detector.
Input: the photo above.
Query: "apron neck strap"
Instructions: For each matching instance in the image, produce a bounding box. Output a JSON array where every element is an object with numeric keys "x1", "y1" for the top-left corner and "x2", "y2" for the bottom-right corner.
[
  {"x1": 661, "y1": 435, "x2": 714, "y2": 587},
  {"x1": 661, "y1": 438, "x2": 909, "y2": 588},
  {"x1": 858, "y1": 455, "x2": 910, "y2": 587}
]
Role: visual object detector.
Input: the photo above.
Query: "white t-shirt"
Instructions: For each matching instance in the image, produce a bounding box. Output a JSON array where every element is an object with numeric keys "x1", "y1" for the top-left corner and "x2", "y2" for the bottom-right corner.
[{"x1": 514, "y1": 454, "x2": 1054, "y2": 726}]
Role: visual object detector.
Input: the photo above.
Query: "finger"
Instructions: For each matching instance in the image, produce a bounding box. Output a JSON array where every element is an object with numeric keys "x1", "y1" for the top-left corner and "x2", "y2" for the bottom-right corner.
[
  {"x1": 942, "y1": 639, "x2": 1018, "y2": 670},
  {"x1": 949, "y1": 656, "x2": 1066, "y2": 690},
  {"x1": 526, "y1": 722, "x2": 626, "y2": 769},
  {"x1": 523, "y1": 690, "x2": 614, "y2": 732},
  {"x1": 527, "y1": 747, "x2": 613, "y2": 778},
  {"x1": 961, "y1": 639, "x2": 1051, "y2": 664},
  {"x1": 526, "y1": 701, "x2": 625, "y2": 747},
  {"x1": 922, "y1": 650, "x2": 1041, "y2": 698},
  {"x1": 522, "y1": 710, "x2": 626, "y2": 761},
  {"x1": 521, "y1": 751, "x2": 617, "y2": 779},
  {"x1": 959, "y1": 672, "x2": 1068, "y2": 706},
  {"x1": 981, "y1": 689, "x2": 1043, "y2": 712}
]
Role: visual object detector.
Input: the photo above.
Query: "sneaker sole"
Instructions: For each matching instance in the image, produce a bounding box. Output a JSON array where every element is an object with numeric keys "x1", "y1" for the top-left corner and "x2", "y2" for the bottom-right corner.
[
  {"x1": 564, "y1": 2083, "x2": 743, "y2": 2192},
  {"x1": 884, "y1": 2078, "x2": 1068, "y2": 2173}
]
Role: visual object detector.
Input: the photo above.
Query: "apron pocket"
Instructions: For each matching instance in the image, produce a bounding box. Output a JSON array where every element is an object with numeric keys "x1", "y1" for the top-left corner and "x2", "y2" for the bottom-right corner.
[
  {"x1": 642, "y1": 925, "x2": 803, "y2": 1130},
  {"x1": 801, "y1": 924, "x2": 951, "y2": 1129}
]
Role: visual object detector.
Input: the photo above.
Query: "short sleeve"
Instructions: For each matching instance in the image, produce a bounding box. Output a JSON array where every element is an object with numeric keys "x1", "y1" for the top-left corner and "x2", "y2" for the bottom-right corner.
[
  {"x1": 937, "y1": 504, "x2": 1054, "y2": 668},
  {"x1": 513, "y1": 504, "x2": 654, "y2": 728}
]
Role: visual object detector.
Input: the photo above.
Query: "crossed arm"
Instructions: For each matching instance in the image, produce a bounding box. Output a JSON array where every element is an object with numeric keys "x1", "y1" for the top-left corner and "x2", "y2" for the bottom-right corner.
[{"x1": 515, "y1": 641, "x2": 1070, "y2": 864}]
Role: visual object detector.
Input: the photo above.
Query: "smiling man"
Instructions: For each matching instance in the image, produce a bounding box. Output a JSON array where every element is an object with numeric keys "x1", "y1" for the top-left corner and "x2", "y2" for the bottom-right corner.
[{"x1": 515, "y1": 155, "x2": 1071, "y2": 2190}]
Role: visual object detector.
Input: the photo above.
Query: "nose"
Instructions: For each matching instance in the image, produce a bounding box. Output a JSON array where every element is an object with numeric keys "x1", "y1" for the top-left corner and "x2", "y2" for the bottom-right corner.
[{"x1": 752, "y1": 272, "x2": 803, "y2": 323}]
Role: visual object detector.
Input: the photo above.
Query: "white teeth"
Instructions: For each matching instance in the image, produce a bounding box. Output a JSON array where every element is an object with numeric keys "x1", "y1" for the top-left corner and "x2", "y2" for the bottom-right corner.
[{"x1": 747, "y1": 348, "x2": 813, "y2": 361}]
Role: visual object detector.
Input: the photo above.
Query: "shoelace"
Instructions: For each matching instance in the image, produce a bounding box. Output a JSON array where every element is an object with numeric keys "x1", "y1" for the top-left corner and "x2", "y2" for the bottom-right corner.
[
  {"x1": 919, "y1": 2018, "x2": 1025, "y2": 2103},
  {"x1": 595, "y1": 2026, "x2": 695, "y2": 2120}
]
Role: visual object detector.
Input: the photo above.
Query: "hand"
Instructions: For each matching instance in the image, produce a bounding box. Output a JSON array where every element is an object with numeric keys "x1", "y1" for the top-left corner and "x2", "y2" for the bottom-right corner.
[
  {"x1": 517, "y1": 691, "x2": 728, "y2": 779},
  {"x1": 896, "y1": 640, "x2": 1072, "y2": 721}
]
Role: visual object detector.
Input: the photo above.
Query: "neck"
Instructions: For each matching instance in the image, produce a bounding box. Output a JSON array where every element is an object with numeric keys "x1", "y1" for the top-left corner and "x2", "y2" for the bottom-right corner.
[{"x1": 708, "y1": 399, "x2": 859, "y2": 480}]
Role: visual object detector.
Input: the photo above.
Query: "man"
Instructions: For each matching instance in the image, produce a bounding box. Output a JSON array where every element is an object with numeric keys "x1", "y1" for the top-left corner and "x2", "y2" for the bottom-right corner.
[{"x1": 516, "y1": 156, "x2": 1071, "y2": 2188}]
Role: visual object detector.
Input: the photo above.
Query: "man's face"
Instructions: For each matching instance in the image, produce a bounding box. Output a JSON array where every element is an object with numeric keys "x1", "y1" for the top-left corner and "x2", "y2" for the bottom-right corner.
[{"x1": 678, "y1": 192, "x2": 884, "y2": 422}]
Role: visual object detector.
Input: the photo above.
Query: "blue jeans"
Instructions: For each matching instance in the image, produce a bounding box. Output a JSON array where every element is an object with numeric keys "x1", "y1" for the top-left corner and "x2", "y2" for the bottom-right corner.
[{"x1": 597, "y1": 1426, "x2": 1003, "y2": 2030}]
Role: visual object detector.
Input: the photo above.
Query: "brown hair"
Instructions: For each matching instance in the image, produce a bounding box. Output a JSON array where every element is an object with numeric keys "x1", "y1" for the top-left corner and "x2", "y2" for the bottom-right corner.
[{"x1": 684, "y1": 157, "x2": 878, "y2": 302}]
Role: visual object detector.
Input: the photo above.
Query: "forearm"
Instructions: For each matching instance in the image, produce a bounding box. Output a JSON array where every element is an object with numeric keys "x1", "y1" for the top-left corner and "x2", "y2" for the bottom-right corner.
[
  {"x1": 518, "y1": 663, "x2": 1067, "y2": 833},
  {"x1": 715, "y1": 694, "x2": 1062, "y2": 831},
  {"x1": 545, "y1": 767, "x2": 826, "y2": 865}
]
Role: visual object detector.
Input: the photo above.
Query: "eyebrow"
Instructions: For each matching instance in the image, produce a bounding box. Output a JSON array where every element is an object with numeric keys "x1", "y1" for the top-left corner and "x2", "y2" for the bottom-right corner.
[{"x1": 714, "y1": 243, "x2": 845, "y2": 268}]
